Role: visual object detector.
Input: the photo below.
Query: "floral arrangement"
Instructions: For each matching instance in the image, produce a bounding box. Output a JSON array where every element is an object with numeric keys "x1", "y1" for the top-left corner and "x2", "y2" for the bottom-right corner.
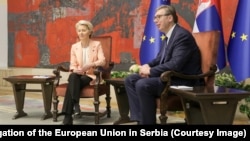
[
  {"x1": 215, "y1": 73, "x2": 250, "y2": 119},
  {"x1": 111, "y1": 64, "x2": 140, "y2": 78}
]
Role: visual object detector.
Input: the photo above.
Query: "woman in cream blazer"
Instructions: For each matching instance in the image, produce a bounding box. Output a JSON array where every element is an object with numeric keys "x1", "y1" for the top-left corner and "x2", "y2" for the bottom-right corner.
[{"x1": 61, "y1": 20, "x2": 105, "y2": 125}]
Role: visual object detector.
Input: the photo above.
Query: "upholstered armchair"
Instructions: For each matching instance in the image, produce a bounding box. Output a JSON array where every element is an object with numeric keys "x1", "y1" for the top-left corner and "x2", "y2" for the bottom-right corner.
[
  {"x1": 158, "y1": 30, "x2": 220, "y2": 124},
  {"x1": 52, "y1": 36, "x2": 113, "y2": 124}
]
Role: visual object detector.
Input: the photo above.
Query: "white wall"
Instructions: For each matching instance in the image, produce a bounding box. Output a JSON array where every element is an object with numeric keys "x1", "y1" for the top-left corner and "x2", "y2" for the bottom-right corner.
[{"x1": 0, "y1": 0, "x2": 7, "y2": 68}]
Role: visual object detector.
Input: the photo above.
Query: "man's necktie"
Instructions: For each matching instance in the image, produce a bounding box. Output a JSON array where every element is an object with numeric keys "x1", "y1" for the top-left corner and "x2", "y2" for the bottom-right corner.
[{"x1": 160, "y1": 37, "x2": 168, "y2": 64}]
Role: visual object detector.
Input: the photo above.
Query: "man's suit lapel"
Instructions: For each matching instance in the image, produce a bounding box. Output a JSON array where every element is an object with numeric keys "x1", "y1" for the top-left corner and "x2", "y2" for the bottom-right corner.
[
  {"x1": 166, "y1": 25, "x2": 179, "y2": 50},
  {"x1": 161, "y1": 25, "x2": 179, "y2": 63},
  {"x1": 160, "y1": 37, "x2": 168, "y2": 64}
]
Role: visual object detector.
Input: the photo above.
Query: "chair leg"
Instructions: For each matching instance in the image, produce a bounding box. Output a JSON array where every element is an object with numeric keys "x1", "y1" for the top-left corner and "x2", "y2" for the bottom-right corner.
[
  {"x1": 159, "y1": 114, "x2": 168, "y2": 124},
  {"x1": 93, "y1": 99, "x2": 100, "y2": 124},
  {"x1": 105, "y1": 93, "x2": 111, "y2": 118},
  {"x1": 52, "y1": 95, "x2": 59, "y2": 122},
  {"x1": 159, "y1": 100, "x2": 168, "y2": 124}
]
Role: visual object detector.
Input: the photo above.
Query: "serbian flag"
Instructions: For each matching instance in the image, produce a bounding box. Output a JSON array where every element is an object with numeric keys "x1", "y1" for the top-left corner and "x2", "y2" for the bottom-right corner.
[
  {"x1": 139, "y1": 0, "x2": 170, "y2": 65},
  {"x1": 193, "y1": 0, "x2": 226, "y2": 70},
  {"x1": 228, "y1": 0, "x2": 250, "y2": 82}
]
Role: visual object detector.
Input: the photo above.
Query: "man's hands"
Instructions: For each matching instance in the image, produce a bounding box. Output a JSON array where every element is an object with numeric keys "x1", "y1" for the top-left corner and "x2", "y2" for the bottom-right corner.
[
  {"x1": 129, "y1": 64, "x2": 150, "y2": 78},
  {"x1": 139, "y1": 64, "x2": 150, "y2": 78}
]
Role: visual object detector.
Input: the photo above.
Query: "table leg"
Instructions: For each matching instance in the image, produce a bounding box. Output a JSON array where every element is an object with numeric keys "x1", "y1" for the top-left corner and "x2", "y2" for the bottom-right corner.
[
  {"x1": 113, "y1": 86, "x2": 131, "y2": 125},
  {"x1": 12, "y1": 83, "x2": 27, "y2": 119},
  {"x1": 181, "y1": 98, "x2": 204, "y2": 124},
  {"x1": 41, "y1": 82, "x2": 53, "y2": 120}
]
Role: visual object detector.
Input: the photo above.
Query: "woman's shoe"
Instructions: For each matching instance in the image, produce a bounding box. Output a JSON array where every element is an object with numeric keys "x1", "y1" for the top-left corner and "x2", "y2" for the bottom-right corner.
[
  {"x1": 73, "y1": 112, "x2": 82, "y2": 119},
  {"x1": 62, "y1": 115, "x2": 73, "y2": 125},
  {"x1": 73, "y1": 104, "x2": 81, "y2": 119},
  {"x1": 113, "y1": 117, "x2": 131, "y2": 125}
]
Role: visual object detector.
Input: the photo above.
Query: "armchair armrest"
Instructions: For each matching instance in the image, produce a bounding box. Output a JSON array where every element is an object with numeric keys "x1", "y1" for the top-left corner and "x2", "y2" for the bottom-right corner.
[
  {"x1": 94, "y1": 62, "x2": 114, "y2": 85},
  {"x1": 160, "y1": 64, "x2": 217, "y2": 97},
  {"x1": 161, "y1": 65, "x2": 217, "y2": 82},
  {"x1": 53, "y1": 65, "x2": 70, "y2": 86},
  {"x1": 158, "y1": 65, "x2": 217, "y2": 123}
]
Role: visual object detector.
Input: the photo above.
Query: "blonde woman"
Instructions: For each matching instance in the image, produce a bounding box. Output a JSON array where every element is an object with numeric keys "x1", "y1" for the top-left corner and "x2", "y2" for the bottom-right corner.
[{"x1": 61, "y1": 20, "x2": 106, "y2": 125}]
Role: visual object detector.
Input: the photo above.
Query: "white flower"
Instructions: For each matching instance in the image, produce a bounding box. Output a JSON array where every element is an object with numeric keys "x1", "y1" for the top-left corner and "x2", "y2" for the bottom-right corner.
[{"x1": 129, "y1": 64, "x2": 140, "y2": 73}]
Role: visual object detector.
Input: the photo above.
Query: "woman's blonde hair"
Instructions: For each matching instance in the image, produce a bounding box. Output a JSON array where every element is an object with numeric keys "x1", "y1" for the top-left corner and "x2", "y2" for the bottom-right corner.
[
  {"x1": 75, "y1": 20, "x2": 93, "y2": 31},
  {"x1": 75, "y1": 20, "x2": 93, "y2": 37}
]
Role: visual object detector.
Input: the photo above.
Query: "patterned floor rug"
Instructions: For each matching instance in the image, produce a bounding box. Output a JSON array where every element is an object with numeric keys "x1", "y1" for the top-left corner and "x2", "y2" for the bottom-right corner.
[
  {"x1": 0, "y1": 94, "x2": 187, "y2": 125},
  {"x1": 0, "y1": 95, "x2": 120, "y2": 125}
]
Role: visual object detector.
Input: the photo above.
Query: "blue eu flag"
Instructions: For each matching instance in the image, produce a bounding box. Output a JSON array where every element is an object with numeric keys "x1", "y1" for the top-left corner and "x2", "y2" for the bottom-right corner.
[
  {"x1": 228, "y1": 0, "x2": 250, "y2": 82},
  {"x1": 139, "y1": 0, "x2": 170, "y2": 65}
]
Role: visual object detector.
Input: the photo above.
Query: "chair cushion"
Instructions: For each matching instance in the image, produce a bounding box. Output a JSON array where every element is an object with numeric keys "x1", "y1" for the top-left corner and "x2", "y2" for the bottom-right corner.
[{"x1": 55, "y1": 83, "x2": 109, "y2": 98}]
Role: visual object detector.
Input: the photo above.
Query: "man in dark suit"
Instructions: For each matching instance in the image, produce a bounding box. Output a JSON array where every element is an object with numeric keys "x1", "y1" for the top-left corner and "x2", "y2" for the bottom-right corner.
[{"x1": 124, "y1": 5, "x2": 204, "y2": 124}]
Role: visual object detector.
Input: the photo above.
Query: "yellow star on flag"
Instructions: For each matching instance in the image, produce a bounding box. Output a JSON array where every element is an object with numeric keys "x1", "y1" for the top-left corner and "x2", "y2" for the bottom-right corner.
[{"x1": 240, "y1": 33, "x2": 248, "y2": 41}]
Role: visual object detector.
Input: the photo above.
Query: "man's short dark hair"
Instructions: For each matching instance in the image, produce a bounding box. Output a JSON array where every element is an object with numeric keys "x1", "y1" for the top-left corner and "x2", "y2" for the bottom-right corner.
[{"x1": 156, "y1": 5, "x2": 178, "y2": 23}]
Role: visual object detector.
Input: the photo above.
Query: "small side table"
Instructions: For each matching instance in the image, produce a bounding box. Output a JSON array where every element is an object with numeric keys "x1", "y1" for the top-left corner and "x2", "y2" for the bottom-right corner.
[
  {"x1": 170, "y1": 86, "x2": 250, "y2": 124},
  {"x1": 3, "y1": 75, "x2": 56, "y2": 120},
  {"x1": 105, "y1": 78, "x2": 132, "y2": 125}
]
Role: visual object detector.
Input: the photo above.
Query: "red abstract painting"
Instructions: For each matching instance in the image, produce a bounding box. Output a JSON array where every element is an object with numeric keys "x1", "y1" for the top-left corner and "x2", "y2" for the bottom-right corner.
[{"x1": 7, "y1": 0, "x2": 238, "y2": 68}]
